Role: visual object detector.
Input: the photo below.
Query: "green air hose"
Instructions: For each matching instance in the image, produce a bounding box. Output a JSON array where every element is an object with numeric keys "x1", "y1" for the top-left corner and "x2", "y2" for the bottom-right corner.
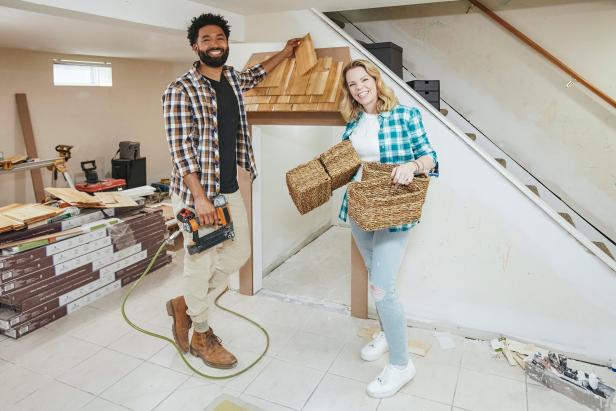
[{"x1": 120, "y1": 233, "x2": 269, "y2": 379}]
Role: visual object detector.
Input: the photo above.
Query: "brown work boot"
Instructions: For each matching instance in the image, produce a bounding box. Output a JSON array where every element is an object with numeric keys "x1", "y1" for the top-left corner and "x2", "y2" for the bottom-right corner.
[
  {"x1": 190, "y1": 328, "x2": 238, "y2": 369},
  {"x1": 166, "y1": 296, "x2": 191, "y2": 353}
]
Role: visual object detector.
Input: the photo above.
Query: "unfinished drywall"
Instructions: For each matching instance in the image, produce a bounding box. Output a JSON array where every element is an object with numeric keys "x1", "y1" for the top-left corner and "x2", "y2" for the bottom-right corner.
[
  {"x1": 244, "y1": 8, "x2": 616, "y2": 362},
  {"x1": 258, "y1": 125, "x2": 342, "y2": 273},
  {"x1": 336, "y1": 0, "x2": 616, "y2": 241},
  {"x1": 0, "y1": 47, "x2": 185, "y2": 203}
]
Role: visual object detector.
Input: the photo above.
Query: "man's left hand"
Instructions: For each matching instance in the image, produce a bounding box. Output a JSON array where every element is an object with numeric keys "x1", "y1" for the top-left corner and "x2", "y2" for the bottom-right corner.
[
  {"x1": 391, "y1": 163, "x2": 417, "y2": 186},
  {"x1": 281, "y1": 38, "x2": 302, "y2": 58}
]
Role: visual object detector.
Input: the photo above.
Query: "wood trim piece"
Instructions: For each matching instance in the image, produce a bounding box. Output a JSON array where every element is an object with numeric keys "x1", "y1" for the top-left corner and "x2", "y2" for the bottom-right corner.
[
  {"x1": 468, "y1": 0, "x2": 616, "y2": 110},
  {"x1": 248, "y1": 111, "x2": 345, "y2": 126},
  {"x1": 351, "y1": 236, "x2": 369, "y2": 319},
  {"x1": 238, "y1": 167, "x2": 254, "y2": 296},
  {"x1": 15, "y1": 94, "x2": 45, "y2": 202}
]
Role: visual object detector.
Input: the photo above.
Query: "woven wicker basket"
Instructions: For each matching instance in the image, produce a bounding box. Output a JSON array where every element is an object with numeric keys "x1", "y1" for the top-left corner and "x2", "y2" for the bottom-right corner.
[
  {"x1": 286, "y1": 159, "x2": 332, "y2": 215},
  {"x1": 348, "y1": 175, "x2": 430, "y2": 231},
  {"x1": 319, "y1": 140, "x2": 361, "y2": 190},
  {"x1": 361, "y1": 162, "x2": 396, "y2": 181}
]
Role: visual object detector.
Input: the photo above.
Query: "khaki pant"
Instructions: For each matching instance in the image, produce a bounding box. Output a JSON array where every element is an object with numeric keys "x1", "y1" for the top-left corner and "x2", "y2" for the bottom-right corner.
[{"x1": 171, "y1": 191, "x2": 250, "y2": 330}]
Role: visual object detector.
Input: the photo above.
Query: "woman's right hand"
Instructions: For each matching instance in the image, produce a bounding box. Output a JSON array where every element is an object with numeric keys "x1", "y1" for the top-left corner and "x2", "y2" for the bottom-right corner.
[{"x1": 194, "y1": 196, "x2": 218, "y2": 226}]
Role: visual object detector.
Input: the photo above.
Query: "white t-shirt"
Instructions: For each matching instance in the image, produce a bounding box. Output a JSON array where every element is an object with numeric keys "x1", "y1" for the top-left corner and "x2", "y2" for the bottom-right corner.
[{"x1": 349, "y1": 113, "x2": 380, "y2": 180}]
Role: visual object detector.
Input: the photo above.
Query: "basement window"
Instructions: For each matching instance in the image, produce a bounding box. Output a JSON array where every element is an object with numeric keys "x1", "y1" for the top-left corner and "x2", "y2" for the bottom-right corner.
[{"x1": 53, "y1": 59, "x2": 112, "y2": 87}]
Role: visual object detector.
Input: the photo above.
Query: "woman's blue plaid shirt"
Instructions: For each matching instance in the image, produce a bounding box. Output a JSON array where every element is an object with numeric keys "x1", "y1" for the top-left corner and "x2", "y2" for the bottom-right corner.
[{"x1": 338, "y1": 104, "x2": 439, "y2": 232}]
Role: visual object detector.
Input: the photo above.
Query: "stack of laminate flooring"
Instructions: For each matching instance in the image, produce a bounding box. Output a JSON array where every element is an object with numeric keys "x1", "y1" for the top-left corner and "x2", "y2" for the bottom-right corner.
[
  {"x1": 243, "y1": 34, "x2": 350, "y2": 112},
  {"x1": 0, "y1": 208, "x2": 171, "y2": 339}
]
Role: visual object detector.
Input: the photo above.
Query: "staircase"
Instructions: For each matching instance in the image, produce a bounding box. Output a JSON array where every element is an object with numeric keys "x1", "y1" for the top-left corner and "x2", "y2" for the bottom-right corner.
[{"x1": 328, "y1": 13, "x2": 616, "y2": 264}]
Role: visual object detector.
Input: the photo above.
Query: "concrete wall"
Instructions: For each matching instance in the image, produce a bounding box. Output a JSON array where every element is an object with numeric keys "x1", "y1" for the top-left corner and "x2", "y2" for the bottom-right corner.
[
  {"x1": 244, "y1": 9, "x2": 616, "y2": 362},
  {"x1": 0, "y1": 47, "x2": 185, "y2": 204},
  {"x1": 336, "y1": 0, "x2": 616, "y2": 241}
]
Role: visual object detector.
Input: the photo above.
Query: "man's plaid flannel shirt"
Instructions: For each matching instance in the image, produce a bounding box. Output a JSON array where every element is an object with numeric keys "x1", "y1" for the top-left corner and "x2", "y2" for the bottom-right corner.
[
  {"x1": 162, "y1": 61, "x2": 266, "y2": 207},
  {"x1": 339, "y1": 105, "x2": 439, "y2": 232}
]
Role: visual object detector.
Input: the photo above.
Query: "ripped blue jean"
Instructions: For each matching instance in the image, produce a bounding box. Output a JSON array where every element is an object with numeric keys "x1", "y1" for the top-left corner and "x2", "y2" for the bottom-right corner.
[{"x1": 351, "y1": 220, "x2": 411, "y2": 366}]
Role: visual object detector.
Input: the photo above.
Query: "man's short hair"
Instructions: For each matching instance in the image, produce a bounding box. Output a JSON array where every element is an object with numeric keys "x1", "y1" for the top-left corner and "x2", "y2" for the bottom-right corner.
[{"x1": 187, "y1": 13, "x2": 231, "y2": 46}]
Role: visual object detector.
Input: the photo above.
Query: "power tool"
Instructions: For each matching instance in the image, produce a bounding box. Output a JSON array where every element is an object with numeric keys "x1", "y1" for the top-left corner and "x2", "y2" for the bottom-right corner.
[{"x1": 176, "y1": 195, "x2": 235, "y2": 255}]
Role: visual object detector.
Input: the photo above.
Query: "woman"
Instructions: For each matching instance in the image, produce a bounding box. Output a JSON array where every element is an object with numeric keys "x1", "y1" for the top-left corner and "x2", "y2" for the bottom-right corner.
[{"x1": 338, "y1": 59, "x2": 438, "y2": 398}]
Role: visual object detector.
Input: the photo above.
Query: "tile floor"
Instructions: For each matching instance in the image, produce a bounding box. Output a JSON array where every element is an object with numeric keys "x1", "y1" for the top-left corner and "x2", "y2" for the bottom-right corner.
[{"x1": 1, "y1": 232, "x2": 614, "y2": 410}]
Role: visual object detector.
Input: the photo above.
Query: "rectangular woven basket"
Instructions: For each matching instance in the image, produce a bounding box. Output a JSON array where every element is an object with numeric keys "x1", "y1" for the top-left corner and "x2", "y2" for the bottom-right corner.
[
  {"x1": 286, "y1": 159, "x2": 332, "y2": 215},
  {"x1": 361, "y1": 161, "x2": 396, "y2": 181},
  {"x1": 348, "y1": 169, "x2": 430, "y2": 231},
  {"x1": 319, "y1": 140, "x2": 361, "y2": 190}
]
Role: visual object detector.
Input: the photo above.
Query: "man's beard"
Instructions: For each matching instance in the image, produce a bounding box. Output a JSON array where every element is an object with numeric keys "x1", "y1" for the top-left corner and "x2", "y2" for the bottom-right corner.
[{"x1": 198, "y1": 48, "x2": 229, "y2": 67}]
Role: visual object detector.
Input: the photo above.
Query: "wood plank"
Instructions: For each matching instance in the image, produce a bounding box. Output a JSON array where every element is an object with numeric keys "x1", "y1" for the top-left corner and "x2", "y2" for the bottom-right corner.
[
  {"x1": 0, "y1": 203, "x2": 61, "y2": 224},
  {"x1": 275, "y1": 95, "x2": 291, "y2": 104},
  {"x1": 258, "y1": 58, "x2": 290, "y2": 88},
  {"x1": 289, "y1": 95, "x2": 311, "y2": 103},
  {"x1": 295, "y1": 33, "x2": 318, "y2": 75},
  {"x1": 271, "y1": 104, "x2": 293, "y2": 111},
  {"x1": 248, "y1": 111, "x2": 345, "y2": 126},
  {"x1": 243, "y1": 87, "x2": 269, "y2": 97},
  {"x1": 44, "y1": 187, "x2": 103, "y2": 206},
  {"x1": 287, "y1": 64, "x2": 312, "y2": 96},
  {"x1": 306, "y1": 57, "x2": 333, "y2": 96},
  {"x1": 266, "y1": 58, "x2": 296, "y2": 96},
  {"x1": 15, "y1": 94, "x2": 45, "y2": 202},
  {"x1": 313, "y1": 61, "x2": 344, "y2": 103},
  {"x1": 257, "y1": 103, "x2": 274, "y2": 112}
]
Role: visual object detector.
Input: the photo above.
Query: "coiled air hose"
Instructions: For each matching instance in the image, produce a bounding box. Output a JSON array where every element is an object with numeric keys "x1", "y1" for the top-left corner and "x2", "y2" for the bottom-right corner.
[{"x1": 120, "y1": 231, "x2": 269, "y2": 379}]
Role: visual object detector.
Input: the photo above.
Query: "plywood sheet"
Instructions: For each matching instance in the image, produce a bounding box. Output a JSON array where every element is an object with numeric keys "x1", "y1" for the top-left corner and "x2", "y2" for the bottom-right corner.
[
  {"x1": 295, "y1": 34, "x2": 318, "y2": 76},
  {"x1": 0, "y1": 204, "x2": 62, "y2": 224},
  {"x1": 44, "y1": 187, "x2": 103, "y2": 207}
]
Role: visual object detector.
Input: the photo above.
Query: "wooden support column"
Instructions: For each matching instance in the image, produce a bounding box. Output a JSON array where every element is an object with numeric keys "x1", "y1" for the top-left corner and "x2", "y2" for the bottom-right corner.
[{"x1": 351, "y1": 237, "x2": 369, "y2": 319}]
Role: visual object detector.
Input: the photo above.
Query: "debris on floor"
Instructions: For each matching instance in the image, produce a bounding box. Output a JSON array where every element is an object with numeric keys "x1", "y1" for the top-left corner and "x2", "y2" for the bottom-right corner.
[
  {"x1": 526, "y1": 351, "x2": 615, "y2": 411},
  {"x1": 434, "y1": 331, "x2": 456, "y2": 350}
]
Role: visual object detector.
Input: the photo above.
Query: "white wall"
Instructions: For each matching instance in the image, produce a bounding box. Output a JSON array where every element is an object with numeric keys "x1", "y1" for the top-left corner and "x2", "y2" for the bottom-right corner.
[
  {"x1": 245, "y1": 9, "x2": 616, "y2": 362},
  {"x1": 258, "y1": 125, "x2": 340, "y2": 272},
  {"x1": 337, "y1": 0, "x2": 616, "y2": 241}
]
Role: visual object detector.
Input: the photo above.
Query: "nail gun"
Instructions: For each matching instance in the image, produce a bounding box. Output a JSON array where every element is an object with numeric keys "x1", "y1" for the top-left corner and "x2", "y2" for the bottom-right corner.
[{"x1": 176, "y1": 195, "x2": 235, "y2": 255}]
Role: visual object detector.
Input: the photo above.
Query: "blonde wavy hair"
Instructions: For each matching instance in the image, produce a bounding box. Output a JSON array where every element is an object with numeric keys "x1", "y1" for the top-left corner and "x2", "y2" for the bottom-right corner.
[{"x1": 339, "y1": 59, "x2": 398, "y2": 122}]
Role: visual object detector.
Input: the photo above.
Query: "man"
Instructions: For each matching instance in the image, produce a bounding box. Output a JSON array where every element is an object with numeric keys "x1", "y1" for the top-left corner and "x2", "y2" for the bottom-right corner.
[{"x1": 163, "y1": 13, "x2": 300, "y2": 369}]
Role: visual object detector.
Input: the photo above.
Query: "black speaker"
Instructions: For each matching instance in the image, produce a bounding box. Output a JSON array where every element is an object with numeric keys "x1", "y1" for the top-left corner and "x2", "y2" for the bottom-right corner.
[{"x1": 111, "y1": 157, "x2": 146, "y2": 188}]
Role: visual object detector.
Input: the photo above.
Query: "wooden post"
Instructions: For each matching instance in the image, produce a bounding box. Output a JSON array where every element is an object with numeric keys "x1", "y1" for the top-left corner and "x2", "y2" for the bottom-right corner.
[
  {"x1": 351, "y1": 237, "x2": 369, "y2": 319},
  {"x1": 15, "y1": 94, "x2": 45, "y2": 202},
  {"x1": 238, "y1": 167, "x2": 253, "y2": 296}
]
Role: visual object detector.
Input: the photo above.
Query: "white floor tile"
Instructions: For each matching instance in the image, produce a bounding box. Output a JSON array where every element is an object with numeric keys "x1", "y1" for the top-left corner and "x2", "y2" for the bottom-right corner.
[
  {"x1": 0, "y1": 362, "x2": 49, "y2": 407},
  {"x1": 57, "y1": 348, "x2": 143, "y2": 395},
  {"x1": 12, "y1": 379, "x2": 94, "y2": 411},
  {"x1": 453, "y1": 368, "x2": 526, "y2": 411},
  {"x1": 44, "y1": 306, "x2": 105, "y2": 334},
  {"x1": 408, "y1": 327, "x2": 464, "y2": 368},
  {"x1": 13, "y1": 334, "x2": 102, "y2": 378},
  {"x1": 461, "y1": 338, "x2": 525, "y2": 381},
  {"x1": 79, "y1": 397, "x2": 131, "y2": 411},
  {"x1": 329, "y1": 338, "x2": 389, "y2": 383},
  {"x1": 65, "y1": 309, "x2": 132, "y2": 347},
  {"x1": 399, "y1": 357, "x2": 459, "y2": 405},
  {"x1": 245, "y1": 358, "x2": 324, "y2": 410},
  {"x1": 378, "y1": 392, "x2": 451, "y2": 411},
  {"x1": 100, "y1": 361, "x2": 189, "y2": 411},
  {"x1": 301, "y1": 308, "x2": 360, "y2": 343},
  {"x1": 107, "y1": 322, "x2": 169, "y2": 360},
  {"x1": 527, "y1": 383, "x2": 593, "y2": 411},
  {"x1": 152, "y1": 376, "x2": 240, "y2": 411},
  {"x1": 276, "y1": 330, "x2": 345, "y2": 371},
  {"x1": 147, "y1": 343, "x2": 200, "y2": 376},
  {"x1": 303, "y1": 373, "x2": 379, "y2": 411},
  {"x1": 240, "y1": 394, "x2": 295, "y2": 410},
  {"x1": 0, "y1": 327, "x2": 58, "y2": 362}
]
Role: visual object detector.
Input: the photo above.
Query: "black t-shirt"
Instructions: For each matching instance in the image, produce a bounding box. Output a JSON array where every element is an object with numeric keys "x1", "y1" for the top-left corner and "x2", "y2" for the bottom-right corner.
[{"x1": 208, "y1": 74, "x2": 240, "y2": 194}]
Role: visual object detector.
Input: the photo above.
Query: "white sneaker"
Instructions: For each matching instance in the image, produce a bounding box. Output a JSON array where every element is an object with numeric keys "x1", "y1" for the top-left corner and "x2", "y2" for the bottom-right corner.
[
  {"x1": 360, "y1": 331, "x2": 389, "y2": 361},
  {"x1": 366, "y1": 362, "x2": 416, "y2": 399}
]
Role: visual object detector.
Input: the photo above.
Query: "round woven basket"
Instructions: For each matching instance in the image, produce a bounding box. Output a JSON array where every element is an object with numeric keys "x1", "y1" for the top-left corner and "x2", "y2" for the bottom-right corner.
[
  {"x1": 319, "y1": 140, "x2": 361, "y2": 190},
  {"x1": 361, "y1": 162, "x2": 396, "y2": 181},
  {"x1": 286, "y1": 159, "x2": 332, "y2": 215},
  {"x1": 348, "y1": 175, "x2": 430, "y2": 231}
]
